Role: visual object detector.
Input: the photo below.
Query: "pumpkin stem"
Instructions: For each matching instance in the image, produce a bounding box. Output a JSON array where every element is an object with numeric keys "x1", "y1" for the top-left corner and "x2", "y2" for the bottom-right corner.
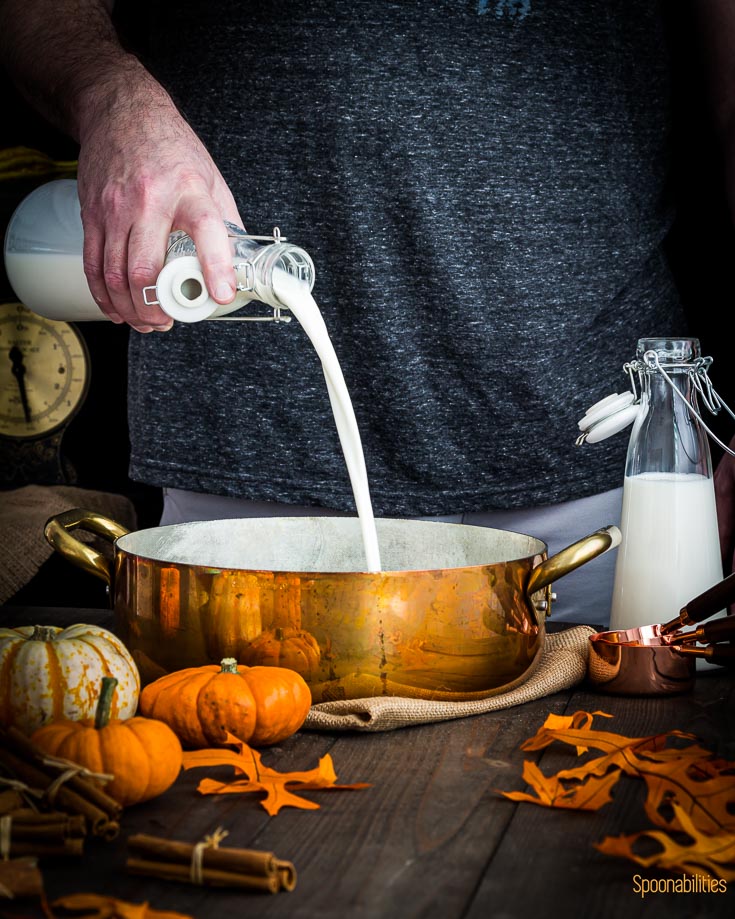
[
  {"x1": 275, "y1": 628, "x2": 285, "y2": 641},
  {"x1": 94, "y1": 676, "x2": 118, "y2": 730},
  {"x1": 219, "y1": 658, "x2": 240, "y2": 674},
  {"x1": 30, "y1": 625, "x2": 57, "y2": 642}
]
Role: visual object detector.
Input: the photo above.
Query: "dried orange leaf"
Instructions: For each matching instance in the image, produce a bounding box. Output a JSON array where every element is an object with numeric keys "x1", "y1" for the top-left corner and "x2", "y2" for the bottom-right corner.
[
  {"x1": 631, "y1": 751, "x2": 735, "y2": 835},
  {"x1": 522, "y1": 724, "x2": 643, "y2": 756},
  {"x1": 515, "y1": 713, "x2": 735, "y2": 833},
  {"x1": 595, "y1": 804, "x2": 735, "y2": 882},
  {"x1": 182, "y1": 733, "x2": 369, "y2": 815},
  {"x1": 552, "y1": 733, "x2": 707, "y2": 788},
  {"x1": 51, "y1": 893, "x2": 192, "y2": 918},
  {"x1": 181, "y1": 746, "x2": 261, "y2": 772},
  {"x1": 543, "y1": 730, "x2": 735, "y2": 836},
  {"x1": 502, "y1": 710, "x2": 735, "y2": 879},
  {"x1": 194, "y1": 777, "x2": 322, "y2": 813},
  {"x1": 502, "y1": 759, "x2": 619, "y2": 811},
  {"x1": 536, "y1": 710, "x2": 613, "y2": 754}
]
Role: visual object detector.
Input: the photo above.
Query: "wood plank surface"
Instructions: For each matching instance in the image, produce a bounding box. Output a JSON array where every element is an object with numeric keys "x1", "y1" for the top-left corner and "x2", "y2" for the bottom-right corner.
[{"x1": 1, "y1": 606, "x2": 733, "y2": 919}]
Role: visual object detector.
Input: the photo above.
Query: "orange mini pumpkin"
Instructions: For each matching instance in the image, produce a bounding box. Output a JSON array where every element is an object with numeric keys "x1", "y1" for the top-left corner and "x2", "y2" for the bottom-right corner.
[
  {"x1": 241, "y1": 627, "x2": 321, "y2": 679},
  {"x1": 31, "y1": 677, "x2": 182, "y2": 807},
  {"x1": 139, "y1": 657, "x2": 312, "y2": 748}
]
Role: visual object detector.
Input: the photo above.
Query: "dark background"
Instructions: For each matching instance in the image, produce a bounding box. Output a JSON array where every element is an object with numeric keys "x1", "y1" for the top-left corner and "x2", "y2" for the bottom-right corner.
[{"x1": 1, "y1": 3, "x2": 735, "y2": 606}]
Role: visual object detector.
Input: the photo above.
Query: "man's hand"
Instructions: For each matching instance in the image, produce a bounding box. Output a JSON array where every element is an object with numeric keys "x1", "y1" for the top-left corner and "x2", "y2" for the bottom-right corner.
[
  {"x1": 0, "y1": 0, "x2": 243, "y2": 332},
  {"x1": 77, "y1": 71, "x2": 242, "y2": 331}
]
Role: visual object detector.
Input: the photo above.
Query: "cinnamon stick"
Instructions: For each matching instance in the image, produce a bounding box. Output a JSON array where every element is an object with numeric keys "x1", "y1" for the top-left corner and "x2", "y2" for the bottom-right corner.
[
  {"x1": 276, "y1": 860, "x2": 297, "y2": 893},
  {"x1": 4, "y1": 726, "x2": 123, "y2": 820},
  {"x1": 126, "y1": 857, "x2": 280, "y2": 893},
  {"x1": 127, "y1": 833, "x2": 296, "y2": 893},
  {"x1": 6, "y1": 838, "x2": 84, "y2": 858},
  {"x1": 9, "y1": 818, "x2": 86, "y2": 841},
  {"x1": 0, "y1": 747, "x2": 118, "y2": 838},
  {"x1": 128, "y1": 833, "x2": 277, "y2": 875},
  {"x1": 6, "y1": 810, "x2": 86, "y2": 832},
  {"x1": 0, "y1": 807, "x2": 85, "y2": 858}
]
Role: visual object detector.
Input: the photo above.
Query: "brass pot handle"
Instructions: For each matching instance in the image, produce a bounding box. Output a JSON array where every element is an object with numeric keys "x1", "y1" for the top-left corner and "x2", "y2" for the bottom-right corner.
[
  {"x1": 44, "y1": 508, "x2": 131, "y2": 585},
  {"x1": 526, "y1": 525, "x2": 622, "y2": 597}
]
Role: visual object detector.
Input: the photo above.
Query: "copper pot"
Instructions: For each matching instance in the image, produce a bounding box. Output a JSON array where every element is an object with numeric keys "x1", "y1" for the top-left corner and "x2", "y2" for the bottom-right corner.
[{"x1": 45, "y1": 511, "x2": 620, "y2": 701}]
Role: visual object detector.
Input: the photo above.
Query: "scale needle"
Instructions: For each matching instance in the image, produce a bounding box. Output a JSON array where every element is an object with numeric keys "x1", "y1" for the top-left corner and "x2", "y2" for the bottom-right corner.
[{"x1": 9, "y1": 345, "x2": 32, "y2": 423}]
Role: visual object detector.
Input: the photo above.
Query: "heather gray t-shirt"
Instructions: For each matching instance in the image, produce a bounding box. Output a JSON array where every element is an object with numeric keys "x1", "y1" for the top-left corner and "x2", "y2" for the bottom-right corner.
[{"x1": 129, "y1": 0, "x2": 687, "y2": 516}]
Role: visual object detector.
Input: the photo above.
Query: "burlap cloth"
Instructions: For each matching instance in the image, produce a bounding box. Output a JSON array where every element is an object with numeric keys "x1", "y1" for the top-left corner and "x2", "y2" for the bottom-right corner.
[
  {"x1": 0, "y1": 485, "x2": 137, "y2": 604},
  {"x1": 303, "y1": 625, "x2": 595, "y2": 732}
]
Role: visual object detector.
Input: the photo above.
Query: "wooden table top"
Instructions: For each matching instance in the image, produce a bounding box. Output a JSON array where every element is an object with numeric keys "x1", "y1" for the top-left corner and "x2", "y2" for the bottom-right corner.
[{"x1": 2, "y1": 605, "x2": 734, "y2": 919}]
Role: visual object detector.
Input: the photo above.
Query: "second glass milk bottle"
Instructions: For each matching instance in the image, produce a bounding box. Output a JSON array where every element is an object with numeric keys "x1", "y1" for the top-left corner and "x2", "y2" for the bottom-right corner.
[{"x1": 609, "y1": 337, "x2": 723, "y2": 631}]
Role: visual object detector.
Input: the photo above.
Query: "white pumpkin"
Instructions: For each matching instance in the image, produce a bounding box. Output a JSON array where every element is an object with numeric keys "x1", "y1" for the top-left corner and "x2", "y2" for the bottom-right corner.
[{"x1": 0, "y1": 623, "x2": 140, "y2": 735}]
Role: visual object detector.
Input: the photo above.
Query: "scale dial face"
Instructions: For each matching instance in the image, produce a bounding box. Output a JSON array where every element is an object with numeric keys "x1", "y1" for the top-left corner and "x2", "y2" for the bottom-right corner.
[{"x1": 0, "y1": 302, "x2": 89, "y2": 439}]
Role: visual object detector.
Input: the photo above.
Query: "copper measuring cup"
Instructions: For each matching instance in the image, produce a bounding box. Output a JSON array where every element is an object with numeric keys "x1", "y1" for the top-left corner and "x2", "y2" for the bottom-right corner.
[{"x1": 588, "y1": 572, "x2": 735, "y2": 695}]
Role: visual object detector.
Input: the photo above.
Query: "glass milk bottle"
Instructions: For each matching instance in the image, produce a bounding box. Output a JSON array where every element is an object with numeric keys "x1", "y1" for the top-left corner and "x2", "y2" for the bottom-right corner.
[
  {"x1": 609, "y1": 337, "x2": 723, "y2": 631},
  {"x1": 3, "y1": 179, "x2": 314, "y2": 323}
]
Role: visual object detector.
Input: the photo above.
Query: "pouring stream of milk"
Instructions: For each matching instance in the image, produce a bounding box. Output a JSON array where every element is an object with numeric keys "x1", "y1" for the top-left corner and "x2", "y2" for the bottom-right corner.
[
  {"x1": 5, "y1": 243, "x2": 382, "y2": 570},
  {"x1": 272, "y1": 270, "x2": 382, "y2": 572}
]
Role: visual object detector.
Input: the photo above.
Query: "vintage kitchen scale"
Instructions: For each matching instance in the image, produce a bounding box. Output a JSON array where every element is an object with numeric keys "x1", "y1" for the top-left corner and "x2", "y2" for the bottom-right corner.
[{"x1": 0, "y1": 301, "x2": 89, "y2": 486}]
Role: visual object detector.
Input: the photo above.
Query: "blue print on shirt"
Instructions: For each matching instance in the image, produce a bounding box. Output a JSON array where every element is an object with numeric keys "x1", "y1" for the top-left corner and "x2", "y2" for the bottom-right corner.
[{"x1": 479, "y1": 0, "x2": 531, "y2": 19}]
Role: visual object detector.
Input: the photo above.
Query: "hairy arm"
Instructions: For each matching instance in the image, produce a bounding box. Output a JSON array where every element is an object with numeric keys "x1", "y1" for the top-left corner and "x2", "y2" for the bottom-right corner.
[{"x1": 0, "y1": 0, "x2": 240, "y2": 330}]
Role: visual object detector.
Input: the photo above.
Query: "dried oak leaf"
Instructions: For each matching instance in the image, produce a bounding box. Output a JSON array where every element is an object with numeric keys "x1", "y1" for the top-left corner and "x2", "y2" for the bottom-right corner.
[
  {"x1": 502, "y1": 759, "x2": 620, "y2": 811},
  {"x1": 595, "y1": 803, "x2": 735, "y2": 882},
  {"x1": 181, "y1": 734, "x2": 370, "y2": 815},
  {"x1": 501, "y1": 710, "x2": 735, "y2": 879},
  {"x1": 532, "y1": 710, "x2": 613, "y2": 754},
  {"x1": 511, "y1": 712, "x2": 735, "y2": 836},
  {"x1": 50, "y1": 893, "x2": 192, "y2": 919},
  {"x1": 631, "y1": 745, "x2": 735, "y2": 835},
  {"x1": 501, "y1": 711, "x2": 635, "y2": 811}
]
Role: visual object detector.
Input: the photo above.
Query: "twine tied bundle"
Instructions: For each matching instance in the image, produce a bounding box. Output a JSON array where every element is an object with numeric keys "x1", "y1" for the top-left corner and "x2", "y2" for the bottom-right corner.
[
  {"x1": 127, "y1": 831, "x2": 297, "y2": 894},
  {"x1": 189, "y1": 826, "x2": 228, "y2": 885}
]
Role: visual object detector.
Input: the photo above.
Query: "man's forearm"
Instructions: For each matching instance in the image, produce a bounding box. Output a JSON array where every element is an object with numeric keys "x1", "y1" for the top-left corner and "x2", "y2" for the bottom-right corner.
[
  {"x1": 0, "y1": 0, "x2": 241, "y2": 331},
  {"x1": 0, "y1": 0, "x2": 171, "y2": 143}
]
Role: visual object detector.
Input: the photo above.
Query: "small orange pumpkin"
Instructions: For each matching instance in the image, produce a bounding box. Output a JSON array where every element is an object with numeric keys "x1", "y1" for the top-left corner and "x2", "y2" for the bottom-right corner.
[
  {"x1": 241, "y1": 627, "x2": 321, "y2": 679},
  {"x1": 139, "y1": 657, "x2": 312, "y2": 748},
  {"x1": 31, "y1": 677, "x2": 182, "y2": 807}
]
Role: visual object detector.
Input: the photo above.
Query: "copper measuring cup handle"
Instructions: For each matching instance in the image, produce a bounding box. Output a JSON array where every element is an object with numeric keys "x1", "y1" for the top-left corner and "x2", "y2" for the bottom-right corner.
[
  {"x1": 670, "y1": 614, "x2": 735, "y2": 645},
  {"x1": 660, "y1": 570, "x2": 735, "y2": 634},
  {"x1": 675, "y1": 644, "x2": 735, "y2": 666}
]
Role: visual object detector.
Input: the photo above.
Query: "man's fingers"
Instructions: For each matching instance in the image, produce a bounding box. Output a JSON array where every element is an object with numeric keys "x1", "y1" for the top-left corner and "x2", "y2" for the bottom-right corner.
[
  {"x1": 175, "y1": 198, "x2": 236, "y2": 304},
  {"x1": 102, "y1": 228, "x2": 153, "y2": 330},
  {"x1": 128, "y1": 219, "x2": 174, "y2": 329},
  {"x1": 82, "y1": 221, "x2": 124, "y2": 323},
  {"x1": 80, "y1": 166, "x2": 240, "y2": 328}
]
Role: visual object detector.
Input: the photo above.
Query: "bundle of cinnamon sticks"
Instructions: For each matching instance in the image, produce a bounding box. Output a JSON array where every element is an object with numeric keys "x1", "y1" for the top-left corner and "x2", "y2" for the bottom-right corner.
[
  {"x1": 127, "y1": 833, "x2": 297, "y2": 894},
  {"x1": 0, "y1": 725, "x2": 122, "y2": 840},
  {"x1": 0, "y1": 789, "x2": 85, "y2": 857}
]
